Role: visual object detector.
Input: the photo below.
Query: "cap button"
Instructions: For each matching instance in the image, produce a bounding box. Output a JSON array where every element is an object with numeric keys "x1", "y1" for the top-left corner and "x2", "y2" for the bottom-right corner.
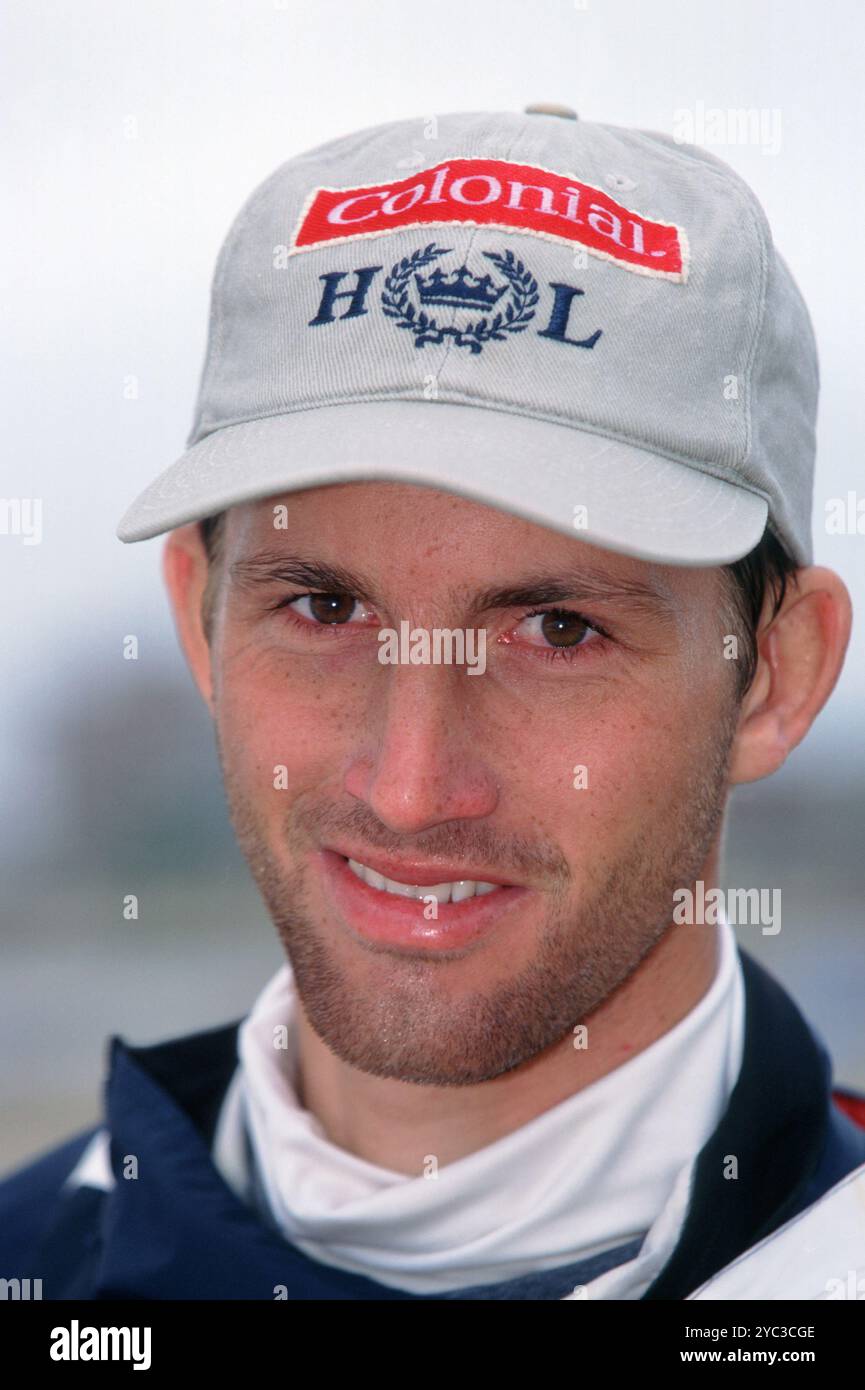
[{"x1": 524, "y1": 102, "x2": 578, "y2": 120}]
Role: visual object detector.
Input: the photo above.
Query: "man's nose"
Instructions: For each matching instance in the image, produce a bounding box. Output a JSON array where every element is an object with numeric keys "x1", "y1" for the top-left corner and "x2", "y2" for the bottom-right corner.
[{"x1": 343, "y1": 661, "x2": 500, "y2": 835}]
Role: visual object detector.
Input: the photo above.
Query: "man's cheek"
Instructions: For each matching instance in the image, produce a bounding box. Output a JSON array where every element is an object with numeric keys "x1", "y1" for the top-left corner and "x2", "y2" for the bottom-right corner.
[
  {"x1": 562, "y1": 715, "x2": 682, "y2": 832},
  {"x1": 221, "y1": 675, "x2": 354, "y2": 786}
]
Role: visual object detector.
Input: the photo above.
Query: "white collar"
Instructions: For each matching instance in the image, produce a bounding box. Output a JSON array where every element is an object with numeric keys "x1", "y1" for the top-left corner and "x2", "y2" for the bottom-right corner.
[{"x1": 214, "y1": 914, "x2": 745, "y2": 1297}]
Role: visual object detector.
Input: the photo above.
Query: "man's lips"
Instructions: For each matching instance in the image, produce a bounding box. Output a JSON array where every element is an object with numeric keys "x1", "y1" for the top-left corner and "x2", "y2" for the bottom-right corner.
[
  {"x1": 323, "y1": 843, "x2": 520, "y2": 888},
  {"x1": 318, "y1": 847, "x2": 530, "y2": 951}
]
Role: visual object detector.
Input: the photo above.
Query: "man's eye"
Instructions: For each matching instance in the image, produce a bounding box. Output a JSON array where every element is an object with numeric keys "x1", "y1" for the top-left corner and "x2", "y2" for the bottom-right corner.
[
  {"x1": 518, "y1": 608, "x2": 600, "y2": 650},
  {"x1": 284, "y1": 592, "x2": 373, "y2": 627}
]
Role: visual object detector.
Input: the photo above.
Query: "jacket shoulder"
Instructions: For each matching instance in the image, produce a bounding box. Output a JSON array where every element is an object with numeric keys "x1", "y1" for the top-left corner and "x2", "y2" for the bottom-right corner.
[
  {"x1": 0, "y1": 1126, "x2": 101, "y2": 1274},
  {"x1": 689, "y1": 1159, "x2": 865, "y2": 1299},
  {"x1": 0, "y1": 1017, "x2": 241, "y2": 1294}
]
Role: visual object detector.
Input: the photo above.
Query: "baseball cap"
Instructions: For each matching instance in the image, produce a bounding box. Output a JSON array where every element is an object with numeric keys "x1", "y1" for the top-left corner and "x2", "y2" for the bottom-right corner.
[{"x1": 116, "y1": 105, "x2": 818, "y2": 566}]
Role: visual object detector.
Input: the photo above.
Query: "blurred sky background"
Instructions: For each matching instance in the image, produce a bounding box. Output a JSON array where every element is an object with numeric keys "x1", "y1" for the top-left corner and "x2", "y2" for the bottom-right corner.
[{"x1": 2, "y1": 0, "x2": 864, "y2": 1174}]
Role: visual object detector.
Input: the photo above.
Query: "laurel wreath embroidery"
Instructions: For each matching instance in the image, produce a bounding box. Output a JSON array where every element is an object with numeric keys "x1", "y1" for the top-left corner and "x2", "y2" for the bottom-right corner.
[{"x1": 381, "y1": 242, "x2": 539, "y2": 354}]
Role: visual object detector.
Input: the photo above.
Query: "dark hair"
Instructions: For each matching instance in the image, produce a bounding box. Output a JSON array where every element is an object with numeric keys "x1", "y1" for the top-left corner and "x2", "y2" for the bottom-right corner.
[
  {"x1": 199, "y1": 511, "x2": 226, "y2": 564},
  {"x1": 721, "y1": 527, "x2": 798, "y2": 697},
  {"x1": 197, "y1": 511, "x2": 798, "y2": 699},
  {"x1": 198, "y1": 511, "x2": 228, "y2": 642}
]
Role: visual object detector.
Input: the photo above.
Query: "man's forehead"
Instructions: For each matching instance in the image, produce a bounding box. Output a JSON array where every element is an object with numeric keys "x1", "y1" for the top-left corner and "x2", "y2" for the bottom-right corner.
[
  {"x1": 224, "y1": 486, "x2": 707, "y2": 621},
  {"x1": 229, "y1": 483, "x2": 680, "y2": 581},
  {"x1": 235, "y1": 479, "x2": 551, "y2": 534}
]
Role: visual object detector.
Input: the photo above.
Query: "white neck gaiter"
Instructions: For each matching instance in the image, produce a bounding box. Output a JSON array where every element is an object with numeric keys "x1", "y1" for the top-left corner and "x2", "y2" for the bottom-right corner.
[{"x1": 214, "y1": 914, "x2": 745, "y2": 1296}]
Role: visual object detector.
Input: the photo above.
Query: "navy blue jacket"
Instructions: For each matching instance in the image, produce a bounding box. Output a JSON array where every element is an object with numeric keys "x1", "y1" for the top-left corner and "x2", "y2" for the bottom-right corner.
[{"x1": 3, "y1": 947, "x2": 865, "y2": 1300}]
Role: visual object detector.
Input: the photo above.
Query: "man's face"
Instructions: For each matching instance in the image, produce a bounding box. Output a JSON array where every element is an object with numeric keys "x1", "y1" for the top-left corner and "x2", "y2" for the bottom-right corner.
[{"x1": 202, "y1": 482, "x2": 740, "y2": 1086}]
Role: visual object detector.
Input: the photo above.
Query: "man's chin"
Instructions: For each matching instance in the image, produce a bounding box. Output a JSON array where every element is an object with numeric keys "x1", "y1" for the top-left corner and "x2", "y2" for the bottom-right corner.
[{"x1": 270, "y1": 899, "x2": 598, "y2": 1087}]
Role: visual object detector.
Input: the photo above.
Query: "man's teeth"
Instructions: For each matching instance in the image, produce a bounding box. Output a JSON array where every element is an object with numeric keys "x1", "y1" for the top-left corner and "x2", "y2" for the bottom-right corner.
[{"x1": 346, "y1": 858, "x2": 502, "y2": 903}]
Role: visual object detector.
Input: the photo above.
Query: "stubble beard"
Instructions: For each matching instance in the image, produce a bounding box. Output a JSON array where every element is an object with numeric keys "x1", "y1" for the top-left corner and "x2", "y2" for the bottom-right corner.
[{"x1": 215, "y1": 708, "x2": 737, "y2": 1088}]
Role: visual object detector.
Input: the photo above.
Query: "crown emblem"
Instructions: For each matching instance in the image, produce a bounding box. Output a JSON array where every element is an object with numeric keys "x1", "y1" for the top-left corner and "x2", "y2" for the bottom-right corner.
[
  {"x1": 414, "y1": 265, "x2": 508, "y2": 311},
  {"x1": 382, "y1": 243, "x2": 540, "y2": 354}
]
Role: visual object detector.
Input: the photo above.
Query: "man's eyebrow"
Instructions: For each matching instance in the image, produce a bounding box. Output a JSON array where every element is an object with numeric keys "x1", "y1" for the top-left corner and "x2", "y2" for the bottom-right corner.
[
  {"x1": 468, "y1": 571, "x2": 679, "y2": 622},
  {"x1": 228, "y1": 552, "x2": 678, "y2": 621},
  {"x1": 229, "y1": 554, "x2": 379, "y2": 602}
]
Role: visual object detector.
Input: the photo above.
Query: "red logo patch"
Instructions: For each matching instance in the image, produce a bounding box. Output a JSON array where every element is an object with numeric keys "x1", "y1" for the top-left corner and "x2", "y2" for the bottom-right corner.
[{"x1": 289, "y1": 158, "x2": 688, "y2": 282}]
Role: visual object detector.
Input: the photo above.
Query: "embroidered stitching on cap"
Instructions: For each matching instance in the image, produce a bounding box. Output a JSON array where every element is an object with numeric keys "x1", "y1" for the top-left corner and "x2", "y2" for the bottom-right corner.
[{"x1": 289, "y1": 157, "x2": 690, "y2": 283}]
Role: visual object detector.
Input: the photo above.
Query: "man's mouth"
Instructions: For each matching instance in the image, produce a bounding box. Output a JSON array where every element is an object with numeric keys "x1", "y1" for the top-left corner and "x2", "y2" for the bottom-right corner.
[
  {"x1": 345, "y1": 857, "x2": 502, "y2": 904},
  {"x1": 319, "y1": 847, "x2": 528, "y2": 952}
]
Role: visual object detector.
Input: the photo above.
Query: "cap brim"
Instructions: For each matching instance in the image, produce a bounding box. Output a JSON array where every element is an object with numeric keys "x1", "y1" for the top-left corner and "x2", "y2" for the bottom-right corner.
[{"x1": 116, "y1": 400, "x2": 768, "y2": 566}]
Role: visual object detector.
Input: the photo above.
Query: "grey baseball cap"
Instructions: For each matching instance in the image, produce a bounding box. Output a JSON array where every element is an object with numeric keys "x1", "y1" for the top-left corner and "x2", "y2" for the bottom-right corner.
[{"x1": 116, "y1": 105, "x2": 818, "y2": 565}]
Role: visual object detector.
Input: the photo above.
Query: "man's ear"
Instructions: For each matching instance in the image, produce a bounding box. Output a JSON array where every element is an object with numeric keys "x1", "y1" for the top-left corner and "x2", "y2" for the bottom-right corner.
[
  {"x1": 162, "y1": 523, "x2": 215, "y2": 712},
  {"x1": 728, "y1": 565, "x2": 852, "y2": 785}
]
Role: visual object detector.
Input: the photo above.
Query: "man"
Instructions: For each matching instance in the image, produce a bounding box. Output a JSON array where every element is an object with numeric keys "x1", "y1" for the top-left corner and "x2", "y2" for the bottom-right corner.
[{"x1": 3, "y1": 104, "x2": 865, "y2": 1301}]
